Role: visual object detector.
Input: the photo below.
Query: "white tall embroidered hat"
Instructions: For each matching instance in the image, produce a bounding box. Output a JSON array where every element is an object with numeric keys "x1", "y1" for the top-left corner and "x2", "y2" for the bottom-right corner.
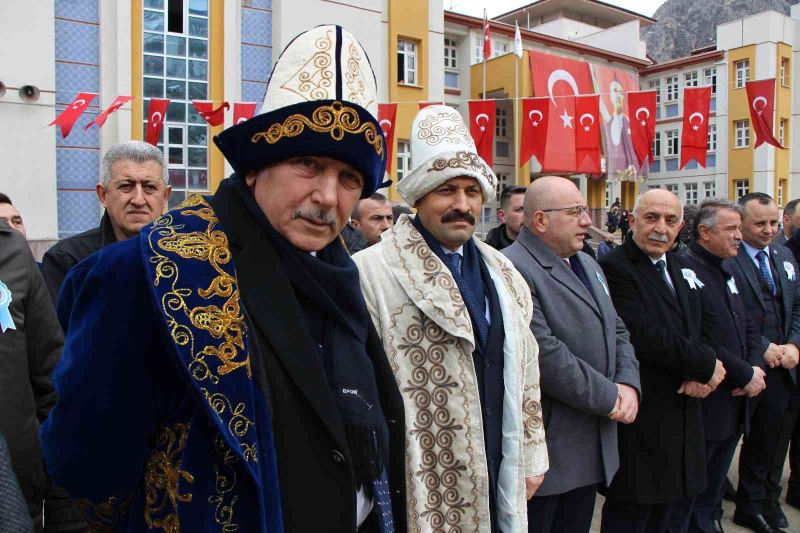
[{"x1": 397, "y1": 105, "x2": 497, "y2": 206}]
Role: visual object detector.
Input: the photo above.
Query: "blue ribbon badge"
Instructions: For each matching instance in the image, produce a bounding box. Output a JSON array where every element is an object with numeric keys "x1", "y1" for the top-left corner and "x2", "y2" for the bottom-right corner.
[{"x1": 0, "y1": 281, "x2": 16, "y2": 333}]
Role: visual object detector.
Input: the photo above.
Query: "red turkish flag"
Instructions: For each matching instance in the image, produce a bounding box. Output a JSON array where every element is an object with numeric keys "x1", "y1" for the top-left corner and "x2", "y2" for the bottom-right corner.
[
  {"x1": 746, "y1": 79, "x2": 783, "y2": 149},
  {"x1": 378, "y1": 104, "x2": 397, "y2": 173},
  {"x1": 529, "y1": 51, "x2": 594, "y2": 173},
  {"x1": 483, "y1": 11, "x2": 492, "y2": 60},
  {"x1": 418, "y1": 101, "x2": 442, "y2": 110},
  {"x1": 49, "y1": 92, "x2": 97, "y2": 138},
  {"x1": 233, "y1": 102, "x2": 258, "y2": 125},
  {"x1": 519, "y1": 97, "x2": 549, "y2": 167},
  {"x1": 84, "y1": 95, "x2": 132, "y2": 131},
  {"x1": 628, "y1": 90, "x2": 657, "y2": 167},
  {"x1": 680, "y1": 87, "x2": 712, "y2": 169},
  {"x1": 145, "y1": 98, "x2": 170, "y2": 146},
  {"x1": 575, "y1": 95, "x2": 602, "y2": 174},
  {"x1": 192, "y1": 100, "x2": 230, "y2": 126},
  {"x1": 469, "y1": 100, "x2": 496, "y2": 166}
]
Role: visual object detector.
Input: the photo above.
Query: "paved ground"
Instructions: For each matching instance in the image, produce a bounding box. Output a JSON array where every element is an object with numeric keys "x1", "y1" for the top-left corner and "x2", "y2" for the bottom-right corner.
[{"x1": 587, "y1": 442, "x2": 800, "y2": 532}]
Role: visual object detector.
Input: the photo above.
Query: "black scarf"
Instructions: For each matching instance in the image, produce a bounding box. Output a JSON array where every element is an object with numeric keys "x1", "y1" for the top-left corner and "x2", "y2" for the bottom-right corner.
[{"x1": 228, "y1": 175, "x2": 389, "y2": 487}]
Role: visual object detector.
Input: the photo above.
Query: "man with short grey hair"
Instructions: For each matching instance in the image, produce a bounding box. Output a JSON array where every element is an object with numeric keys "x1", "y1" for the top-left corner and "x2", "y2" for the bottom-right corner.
[{"x1": 41, "y1": 140, "x2": 170, "y2": 303}]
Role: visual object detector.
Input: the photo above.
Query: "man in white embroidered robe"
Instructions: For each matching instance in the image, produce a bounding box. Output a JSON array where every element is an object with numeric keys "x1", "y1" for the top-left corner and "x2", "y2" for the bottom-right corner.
[{"x1": 354, "y1": 105, "x2": 548, "y2": 533}]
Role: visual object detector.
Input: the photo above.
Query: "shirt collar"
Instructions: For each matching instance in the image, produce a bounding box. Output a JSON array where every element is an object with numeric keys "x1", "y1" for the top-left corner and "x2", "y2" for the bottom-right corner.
[
  {"x1": 742, "y1": 240, "x2": 769, "y2": 261},
  {"x1": 649, "y1": 253, "x2": 667, "y2": 266},
  {"x1": 442, "y1": 245, "x2": 464, "y2": 257}
]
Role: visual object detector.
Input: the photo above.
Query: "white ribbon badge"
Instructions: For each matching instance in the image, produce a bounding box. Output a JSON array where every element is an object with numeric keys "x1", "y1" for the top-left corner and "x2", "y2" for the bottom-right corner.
[
  {"x1": 681, "y1": 268, "x2": 705, "y2": 290},
  {"x1": 784, "y1": 261, "x2": 796, "y2": 281},
  {"x1": 727, "y1": 277, "x2": 739, "y2": 295},
  {"x1": 595, "y1": 271, "x2": 610, "y2": 296}
]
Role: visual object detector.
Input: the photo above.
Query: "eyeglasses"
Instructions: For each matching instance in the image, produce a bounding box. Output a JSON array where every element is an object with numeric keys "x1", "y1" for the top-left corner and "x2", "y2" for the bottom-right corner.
[{"x1": 541, "y1": 205, "x2": 591, "y2": 218}]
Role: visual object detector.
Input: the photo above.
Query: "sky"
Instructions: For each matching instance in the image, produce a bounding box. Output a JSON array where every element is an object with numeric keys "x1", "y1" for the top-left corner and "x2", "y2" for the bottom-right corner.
[{"x1": 449, "y1": 0, "x2": 666, "y2": 19}]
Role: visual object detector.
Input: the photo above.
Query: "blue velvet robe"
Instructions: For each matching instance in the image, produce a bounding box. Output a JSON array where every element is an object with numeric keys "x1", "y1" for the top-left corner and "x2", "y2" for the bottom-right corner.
[{"x1": 40, "y1": 196, "x2": 283, "y2": 532}]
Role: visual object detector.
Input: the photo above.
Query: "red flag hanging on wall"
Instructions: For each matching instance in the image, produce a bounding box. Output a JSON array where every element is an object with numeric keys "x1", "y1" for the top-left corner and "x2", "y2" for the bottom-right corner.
[
  {"x1": 469, "y1": 100, "x2": 496, "y2": 166},
  {"x1": 85, "y1": 95, "x2": 132, "y2": 131},
  {"x1": 192, "y1": 100, "x2": 230, "y2": 126},
  {"x1": 418, "y1": 101, "x2": 442, "y2": 110},
  {"x1": 746, "y1": 79, "x2": 783, "y2": 149},
  {"x1": 49, "y1": 92, "x2": 98, "y2": 138},
  {"x1": 519, "y1": 97, "x2": 549, "y2": 167},
  {"x1": 378, "y1": 103, "x2": 397, "y2": 174},
  {"x1": 233, "y1": 102, "x2": 258, "y2": 125},
  {"x1": 145, "y1": 98, "x2": 170, "y2": 146},
  {"x1": 528, "y1": 51, "x2": 594, "y2": 173},
  {"x1": 680, "y1": 87, "x2": 711, "y2": 169},
  {"x1": 628, "y1": 90, "x2": 657, "y2": 167},
  {"x1": 575, "y1": 95, "x2": 602, "y2": 174}
]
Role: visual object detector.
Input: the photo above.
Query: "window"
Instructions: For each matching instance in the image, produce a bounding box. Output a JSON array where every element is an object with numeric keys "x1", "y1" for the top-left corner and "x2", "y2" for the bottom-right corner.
[
  {"x1": 666, "y1": 184, "x2": 679, "y2": 195},
  {"x1": 649, "y1": 79, "x2": 661, "y2": 105},
  {"x1": 685, "y1": 182, "x2": 699, "y2": 204},
  {"x1": 495, "y1": 108, "x2": 507, "y2": 138},
  {"x1": 652, "y1": 131, "x2": 661, "y2": 158},
  {"x1": 397, "y1": 39, "x2": 417, "y2": 85},
  {"x1": 704, "y1": 67, "x2": 717, "y2": 94},
  {"x1": 707, "y1": 124, "x2": 717, "y2": 152},
  {"x1": 444, "y1": 71, "x2": 459, "y2": 89},
  {"x1": 734, "y1": 120, "x2": 750, "y2": 148},
  {"x1": 444, "y1": 38, "x2": 457, "y2": 69},
  {"x1": 495, "y1": 173, "x2": 510, "y2": 199},
  {"x1": 781, "y1": 57, "x2": 790, "y2": 87},
  {"x1": 780, "y1": 119, "x2": 788, "y2": 146},
  {"x1": 493, "y1": 42, "x2": 508, "y2": 58},
  {"x1": 666, "y1": 76, "x2": 679, "y2": 101},
  {"x1": 605, "y1": 182, "x2": 611, "y2": 208},
  {"x1": 666, "y1": 129, "x2": 679, "y2": 156},
  {"x1": 735, "y1": 59, "x2": 749, "y2": 89},
  {"x1": 778, "y1": 179, "x2": 785, "y2": 207},
  {"x1": 684, "y1": 71, "x2": 698, "y2": 87},
  {"x1": 142, "y1": 0, "x2": 210, "y2": 208},
  {"x1": 734, "y1": 179, "x2": 750, "y2": 199},
  {"x1": 704, "y1": 181, "x2": 716, "y2": 198},
  {"x1": 474, "y1": 34, "x2": 484, "y2": 64},
  {"x1": 396, "y1": 140, "x2": 411, "y2": 181}
]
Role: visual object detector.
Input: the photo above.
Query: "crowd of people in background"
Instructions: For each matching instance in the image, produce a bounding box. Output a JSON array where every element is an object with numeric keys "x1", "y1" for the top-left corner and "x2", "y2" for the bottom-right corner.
[{"x1": 3, "y1": 23, "x2": 800, "y2": 533}]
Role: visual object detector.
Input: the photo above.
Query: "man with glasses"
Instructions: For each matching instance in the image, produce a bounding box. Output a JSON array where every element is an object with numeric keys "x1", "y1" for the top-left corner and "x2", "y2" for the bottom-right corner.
[
  {"x1": 598, "y1": 189, "x2": 726, "y2": 533},
  {"x1": 503, "y1": 176, "x2": 640, "y2": 533}
]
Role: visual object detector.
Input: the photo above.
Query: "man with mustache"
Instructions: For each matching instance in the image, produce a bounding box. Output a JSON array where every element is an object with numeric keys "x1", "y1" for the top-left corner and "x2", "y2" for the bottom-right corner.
[
  {"x1": 669, "y1": 198, "x2": 766, "y2": 533},
  {"x1": 41, "y1": 141, "x2": 171, "y2": 304},
  {"x1": 40, "y1": 26, "x2": 406, "y2": 531},
  {"x1": 502, "y1": 176, "x2": 640, "y2": 533},
  {"x1": 353, "y1": 105, "x2": 548, "y2": 532},
  {"x1": 598, "y1": 189, "x2": 726, "y2": 533},
  {"x1": 727, "y1": 193, "x2": 800, "y2": 532}
]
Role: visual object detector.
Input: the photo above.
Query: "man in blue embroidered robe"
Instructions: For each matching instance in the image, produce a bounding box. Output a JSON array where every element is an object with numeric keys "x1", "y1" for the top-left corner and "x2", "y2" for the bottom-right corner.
[{"x1": 40, "y1": 25, "x2": 406, "y2": 532}]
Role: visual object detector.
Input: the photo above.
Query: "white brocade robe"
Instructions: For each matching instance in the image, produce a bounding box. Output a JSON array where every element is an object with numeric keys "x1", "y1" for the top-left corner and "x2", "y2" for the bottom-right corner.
[{"x1": 353, "y1": 216, "x2": 548, "y2": 533}]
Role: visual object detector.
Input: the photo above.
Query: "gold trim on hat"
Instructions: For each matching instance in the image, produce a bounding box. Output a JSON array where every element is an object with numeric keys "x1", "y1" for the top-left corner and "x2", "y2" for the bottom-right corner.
[
  {"x1": 428, "y1": 151, "x2": 496, "y2": 189},
  {"x1": 251, "y1": 101, "x2": 384, "y2": 157}
]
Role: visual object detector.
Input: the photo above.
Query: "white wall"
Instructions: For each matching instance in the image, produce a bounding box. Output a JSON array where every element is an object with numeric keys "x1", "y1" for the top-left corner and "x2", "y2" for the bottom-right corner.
[
  {"x1": 0, "y1": 0, "x2": 58, "y2": 241},
  {"x1": 531, "y1": 17, "x2": 601, "y2": 41},
  {"x1": 575, "y1": 20, "x2": 645, "y2": 60},
  {"x1": 428, "y1": 0, "x2": 444, "y2": 103}
]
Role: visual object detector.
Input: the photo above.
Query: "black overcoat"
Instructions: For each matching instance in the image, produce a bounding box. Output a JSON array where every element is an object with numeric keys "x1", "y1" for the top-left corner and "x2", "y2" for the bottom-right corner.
[{"x1": 599, "y1": 237, "x2": 717, "y2": 503}]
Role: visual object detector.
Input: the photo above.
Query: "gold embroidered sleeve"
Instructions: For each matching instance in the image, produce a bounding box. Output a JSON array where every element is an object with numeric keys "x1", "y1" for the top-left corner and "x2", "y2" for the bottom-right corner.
[
  {"x1": 521, "y1": 328, "x2": 548, "y2": 478},
  {"x1": 74, "y1": 494, "x2": 133, "y2": 533}
]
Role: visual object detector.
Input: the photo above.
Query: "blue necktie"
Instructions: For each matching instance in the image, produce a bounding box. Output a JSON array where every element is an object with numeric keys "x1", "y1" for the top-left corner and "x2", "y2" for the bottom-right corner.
[
  {"x1": 444, "y1": 252, "x2": 489, "y2": 346},
  {"x1": 447, "y1": 251, "x2": 462, "y2": 274},
  {"x1": 655, "y1": 259, "x2": 676, "y2": 297},
  {"x1": 757, "y1": 250, "x2": 776, "y2": 295},
  {"x1": 371, "y1": 471, "x2": 394, "y2": 533}
]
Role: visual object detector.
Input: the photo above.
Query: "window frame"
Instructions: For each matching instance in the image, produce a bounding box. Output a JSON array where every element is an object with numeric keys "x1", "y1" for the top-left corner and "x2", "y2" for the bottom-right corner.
[
  {"x1": 666, "y1": 129, "x2": 679, "y2": 156},
  {"x1": 396, "y1": 139, "x2": 411, "y2": 181},
  {"x1": 704, "y1": 67, "x2": 717, "y2": 94},
  {"x1": 397, "y1": 39, "x2": 418, "y2": 86},
  {"x1": 734, "y1": 120, "x2": 750, "y2": 148},
  {"x1": 684, "y1": 71, "x2": 698, "y2": 87},
  {"x1": 666, "y1": 76, "x2": 679, "y2": 102},
  {"x1": 735, "y1": 59, "x2": 750, "y2": 89},
  {"x1": 444, "y1": 37, "x2": 457, "y2": 69}
]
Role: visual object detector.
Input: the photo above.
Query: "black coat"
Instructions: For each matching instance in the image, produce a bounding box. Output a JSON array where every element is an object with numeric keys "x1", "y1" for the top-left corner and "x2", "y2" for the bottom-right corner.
[
  {"x1": 211, "y1": 188, "x2": 407, "y2": 532},
  {"x1": 40, "y1": 212, "x2": 117, "y2": 304},
  {"x1": 484, "y1": 224, "x2": 514, "y2": 250},
  {"x1": 0, "y1": 221, "x2": 62, "y2": 523},
  {"x1": 679, "y1": 243, "x2": 764, "y2": 441},
  {"x1": 599, "y1": 237, "x2": 717, "y2": 504}
]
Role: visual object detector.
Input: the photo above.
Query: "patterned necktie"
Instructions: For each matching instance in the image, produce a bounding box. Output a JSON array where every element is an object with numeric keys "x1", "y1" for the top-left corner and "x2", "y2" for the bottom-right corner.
[
  {"x1": 445, "y1": 252, "x2": 489, "y2": 346},
  {"x1": 371, "y1": 471, "x2": 394, "y2": 533},
  {"x1": 655, "y1": 259, "x2": 676, "y2": 297},
  {"x1": 757, "y1": 250, "x2": 776, "y2": 295},
  {"x1": 447, "y1": 251, "x2": 462, "y2": 274}
]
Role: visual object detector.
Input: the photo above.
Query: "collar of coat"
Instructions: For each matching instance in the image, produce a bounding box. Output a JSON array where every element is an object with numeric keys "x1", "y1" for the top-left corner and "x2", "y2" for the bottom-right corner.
[{"x1": 380, "y1": 214, "x2": 532, "y2": 350}]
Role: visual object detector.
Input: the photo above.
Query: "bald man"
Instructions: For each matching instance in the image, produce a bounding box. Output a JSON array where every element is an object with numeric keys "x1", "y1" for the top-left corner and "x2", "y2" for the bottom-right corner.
[
  {"x1": 598, "y1": 189, "x2": 726, "y2": 533},
  {"x1": 503, "y1": 177, "x2": 640, "y2": 533}
]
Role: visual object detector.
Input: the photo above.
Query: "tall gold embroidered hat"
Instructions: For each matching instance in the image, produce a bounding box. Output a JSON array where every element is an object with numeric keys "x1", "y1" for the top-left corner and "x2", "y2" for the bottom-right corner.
[
  {"x1": 214, "y1": 25, "x2": 386, "y2": 197},
  {"x1": 397, "y1": 105, "x2": 497, "y2": 206}
]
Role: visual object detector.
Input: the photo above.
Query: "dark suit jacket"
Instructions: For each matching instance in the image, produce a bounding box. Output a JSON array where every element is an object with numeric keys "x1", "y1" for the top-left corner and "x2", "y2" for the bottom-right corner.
[
  {"x1": 0, "y1": 221, "x2": 62, "y2": 523},
  {"x1": 599, "y1": 237, "x2": 717, "y2": 504},
  {"x1": 679, "y1": 243, "x2": 764, "y2": 440},
  {"x1": 503, "y1": 229, "x2": 640, "y2": 496}
]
